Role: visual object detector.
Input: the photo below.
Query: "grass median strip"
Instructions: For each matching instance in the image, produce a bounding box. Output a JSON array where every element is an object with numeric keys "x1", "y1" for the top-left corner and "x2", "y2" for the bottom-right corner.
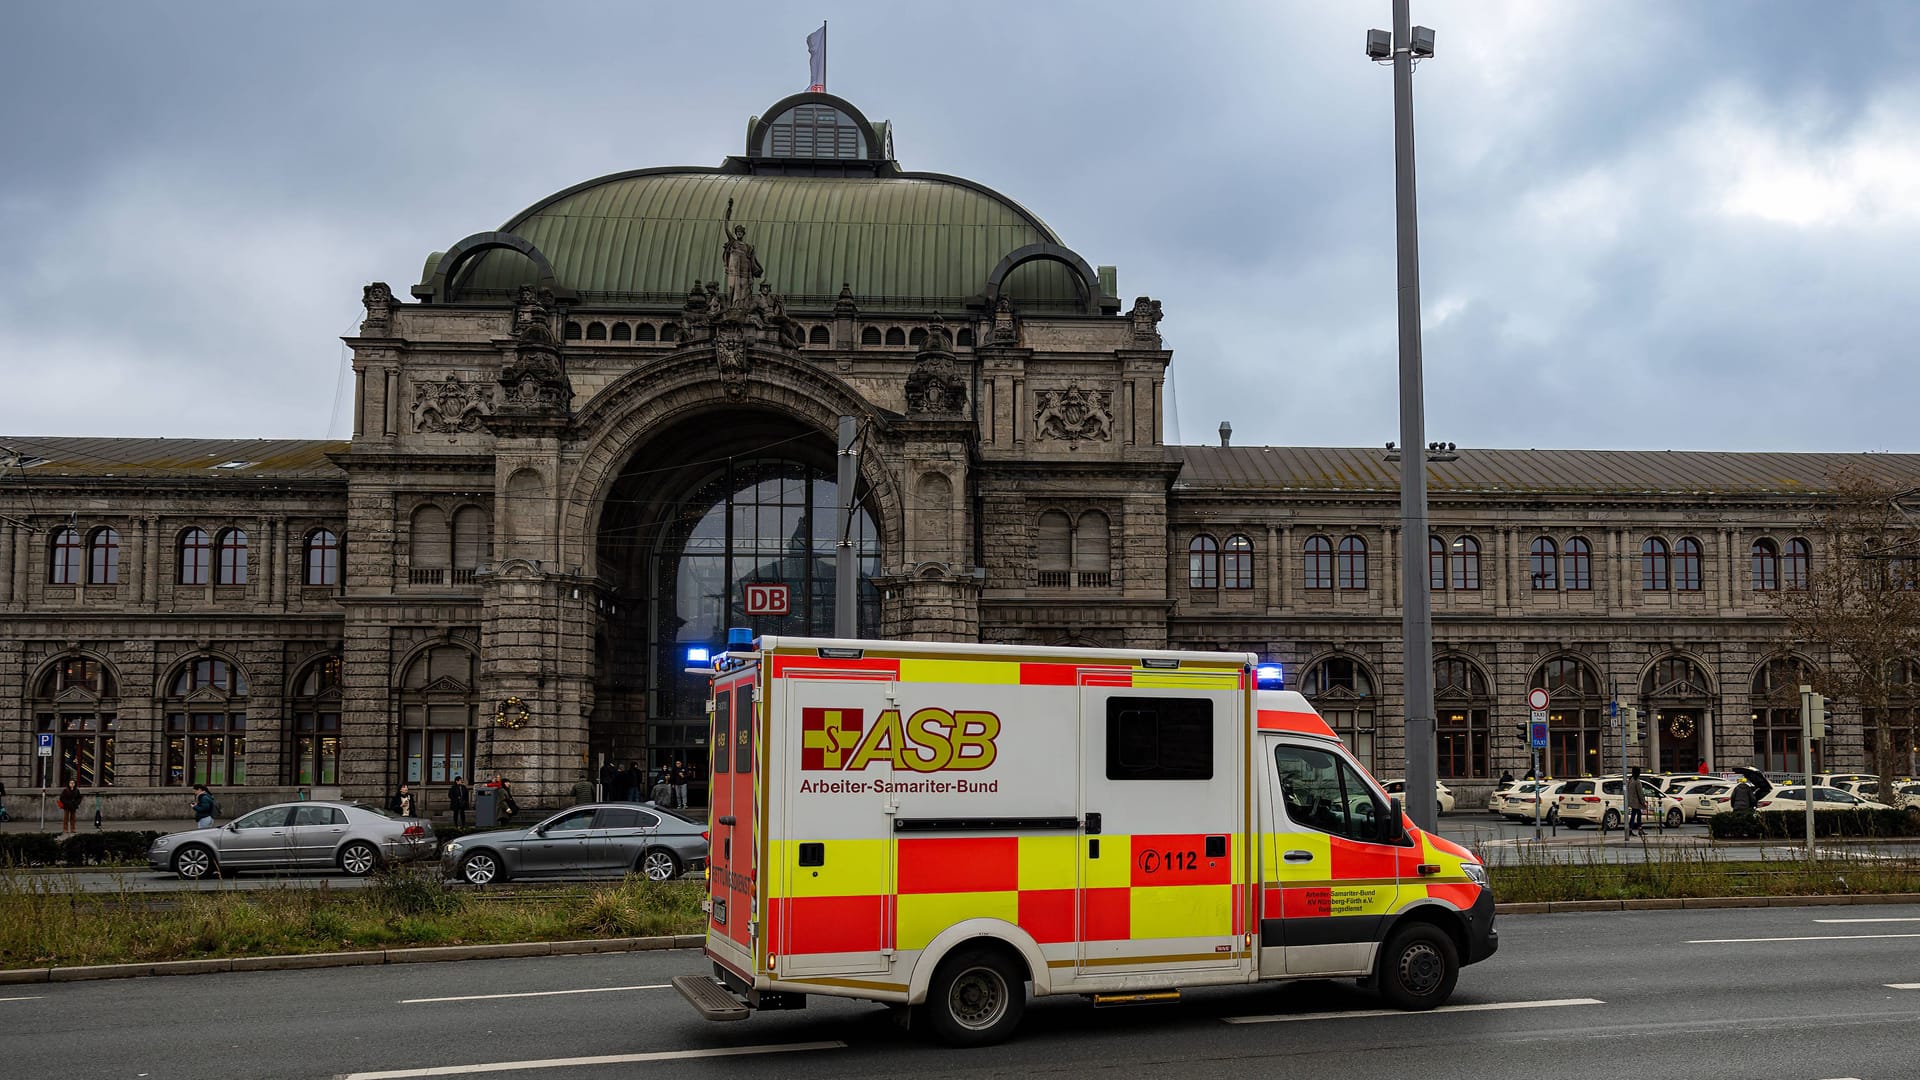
[
  {"x1": 1482, "y1": 841, "x2": 1920, "y2": 904},
  {"x1": 0, "y1": 865, "x2": 707, "y2": 971}
]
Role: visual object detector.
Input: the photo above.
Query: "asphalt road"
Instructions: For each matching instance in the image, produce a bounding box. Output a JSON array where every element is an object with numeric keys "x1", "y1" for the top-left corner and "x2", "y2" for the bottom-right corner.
[{"x1": 8, "y1": 903, "x2": 1920, "y2": 1080}]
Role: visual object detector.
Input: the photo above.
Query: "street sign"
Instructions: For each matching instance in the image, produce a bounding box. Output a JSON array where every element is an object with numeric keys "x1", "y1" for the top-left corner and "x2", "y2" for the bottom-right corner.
[
  {"x1": 1529, "y1": 721, "x2": 1548, "y2": 749},
  {"x1": 743, "y1": 582, "x2": 790, "y2": 616},
  {"x1": 36, "y1": 732, "x2": 53, "y2": 757},
  {"x1": 1528, "y1": 688, "x2": 1549, "y2": 711}
]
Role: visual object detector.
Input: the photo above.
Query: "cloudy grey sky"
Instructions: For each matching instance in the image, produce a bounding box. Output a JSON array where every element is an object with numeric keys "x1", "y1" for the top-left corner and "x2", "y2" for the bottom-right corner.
[{"x1": 4, "y1": 1, "x2": 1917, "y2": 452}]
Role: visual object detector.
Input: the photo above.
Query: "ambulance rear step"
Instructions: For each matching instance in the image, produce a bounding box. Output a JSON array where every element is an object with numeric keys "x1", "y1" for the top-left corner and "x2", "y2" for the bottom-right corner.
[
  {"x1": 672, "y1": 975, "x2": 750, "y2": 1021},
  {"x1": 1090, "y1": 990, "x2": 1182, "y2": 1008}
]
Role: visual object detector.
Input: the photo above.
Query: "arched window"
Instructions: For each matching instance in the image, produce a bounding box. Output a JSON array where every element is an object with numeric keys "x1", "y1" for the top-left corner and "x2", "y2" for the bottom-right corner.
[
  {"x1": 1675, "y1": 537, "x2": 1703, "y2": 591},
  {"x1": 452, "y1": 506, "x2": 489, "y2": 580},
  {"x1": 1784, "y1": 538, "x2": 1811, "y2": 590},
  {"x1": 760, "y1": 101, "x2": 869, "y2": 158},
  {"x1": 659, "y1": 323, "x2": 679, "y2": 343},
  {"x1": 88, "y1": 527, "x2": 119, "y2": 585},
  {"x1": 1641, "y1": 538, "x2": 1670, "y2": 591},
  {"x1": 1532, "y1": 656, "x2": 1604, "y2": 777},
  {"x1": 585, "y1": 321, "x2": 607, "y2": 341},
  {"x1": 289, "y1": 655, "x2": 342, "y2": 785},
  {"x1": 1751, "y1": 539, "x2": 1780, "y2": 591},
  {"x1": 861, "y1": 326, "x2": 882, "y2": 345},
  {"x1": 1530, "y1": 537, "x2": 1559, "y2": 590},
  {"x1": 1451, "y1": 536, "x2": 1481, "y2": 591},
  {"x1": 610, "y1": 322, "x2": 631, "y2": 342},
  {"x1": 808, "y1": 325, "x2": 830, "y2": 345},
  {"x1": 1036, "y1": 511, "x2": 1071, "y2": 584},
  {"x1": 215, "y1": 528, "x2": 249, "y2": 585},
  {"x1": 1075, "y1": 511, "x2": 1112, "y2": 587},
  {"x1": 564, "y1": 321, "x2": 582, "y2": 340},
  {"x1": 165, "y1": 657, "x2": 249, "y2": 786},
  {"x1": 1301, "y1": 656, "x2": 1376, "y2": 767},
  {"x1": 909, "y1": 328, "x2": 928, "y2": 347},
  {"x1": 179, "y1": 528, "x2": 211, "y2": 585},
  {"x1": 1303, "y1": 536, "x2": 1333, "y2": 590},
  {"x1": 1223, "y1": 534, "x2": 1254, "y2": 590},
  {"x1": 1188, "y1": 534, "x2": 1220, "y2": 589},
  {"x1": 1753, "y1": 656, "x2": 1817, "y2": 772},
  {"x1": 884, "y1": 327, "x2": 906, "y2": 347},
  {"x1": 1435, "y1": 656, "x2": 1492, "y2": 778},
  {"x1": 1867, "y1": 658, "x2": 1920, "y2": 781},
  {"x1": 1428, "y1": 536, "x2": 1446, "y2": 591},
  {"x1": 304, "y1": 529, "x2": 340, "y2": 586},
  {"x1": 1337, "y1": 536, "x2": 1368, "y2": 590},
  {"x1": 1566, "y1": 537, "x2": 1593, "y2": 590},
  {"x1": 49, "y1": 527, "x2": 81, "y2": 585},
  {"x1": 32, "y1": 657, "x2": 119, "y2": 787},
  {"x1": 410, "y1": 506, "x2": 448, "y2": 578},
  {"x1": 401, "y1": 643, "x2": 476, "y2": 786},
  {"x1": 636, "y1": 323, "x2": 657, "y2": 342},
  {"x1": 1643, "y1": 655, "x2": 1714, "y2": 772}
]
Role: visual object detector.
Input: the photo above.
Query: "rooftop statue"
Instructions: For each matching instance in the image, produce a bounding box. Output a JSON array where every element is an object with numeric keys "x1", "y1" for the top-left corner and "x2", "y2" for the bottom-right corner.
[{"x1": 721, "y1": 198, "x2": 763, "y2": 310}]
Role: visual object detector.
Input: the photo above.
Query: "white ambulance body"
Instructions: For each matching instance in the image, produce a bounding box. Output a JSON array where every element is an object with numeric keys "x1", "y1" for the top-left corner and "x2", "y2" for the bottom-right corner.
[{"x1": 674, "y1": 636, "x2": 1496, "y2": 1045}]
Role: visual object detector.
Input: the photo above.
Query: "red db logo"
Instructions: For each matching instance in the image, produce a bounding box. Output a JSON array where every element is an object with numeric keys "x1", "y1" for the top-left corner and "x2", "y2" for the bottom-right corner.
[{"x1": 744, "y1": 583, "x2": 789, "y2": 616}]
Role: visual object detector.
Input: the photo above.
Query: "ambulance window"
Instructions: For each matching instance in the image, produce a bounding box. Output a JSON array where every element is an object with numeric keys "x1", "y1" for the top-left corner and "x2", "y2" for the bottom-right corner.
[
  {"x1": 1274, "y1": 744, "x2": 1389, "y2": 842},
  {"x1": 712, "y1": 689, "x2": 731, "y2": 775},
  {"x1": 1106, "y1": 697, "x2": 1213, "y2": 780},
  {"x1": 734, "y1": 688, "x2": 754, "y2": 773}
]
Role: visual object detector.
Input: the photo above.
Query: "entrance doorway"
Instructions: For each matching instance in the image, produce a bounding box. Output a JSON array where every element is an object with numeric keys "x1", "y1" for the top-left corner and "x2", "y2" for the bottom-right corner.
[{"x1": 1655, "y1": 710, "x2": 1702, "y2": 773}]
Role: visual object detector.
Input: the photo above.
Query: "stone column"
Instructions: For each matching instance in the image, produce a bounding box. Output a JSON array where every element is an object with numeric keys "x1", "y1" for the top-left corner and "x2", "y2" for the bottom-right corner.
[{"x1": 0, "y1": 522, "x2": 13, "y2": 605}]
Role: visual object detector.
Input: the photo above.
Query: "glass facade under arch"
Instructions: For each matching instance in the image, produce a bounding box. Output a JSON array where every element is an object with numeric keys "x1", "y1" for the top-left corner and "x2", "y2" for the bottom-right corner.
[{"x1": 649, "y1": 456, "x2": 881, "y2": 789}]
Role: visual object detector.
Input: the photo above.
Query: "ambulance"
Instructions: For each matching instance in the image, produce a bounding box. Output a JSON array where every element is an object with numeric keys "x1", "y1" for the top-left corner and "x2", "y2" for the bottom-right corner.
[{"x1": 672, "y1": 636, "x2": 1496, "y2": 1045}]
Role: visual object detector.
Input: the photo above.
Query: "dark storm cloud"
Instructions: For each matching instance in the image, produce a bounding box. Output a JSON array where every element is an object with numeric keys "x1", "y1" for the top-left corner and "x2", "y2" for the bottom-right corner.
[{"x1": 2, "y1": 1, "x2": 1917, "y2": 452}]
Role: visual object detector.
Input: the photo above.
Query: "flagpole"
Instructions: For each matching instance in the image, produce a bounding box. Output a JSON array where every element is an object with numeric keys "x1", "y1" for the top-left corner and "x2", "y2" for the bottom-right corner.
[{"x1": 822, "y1": 20, "x2": 827, "y2": 91}]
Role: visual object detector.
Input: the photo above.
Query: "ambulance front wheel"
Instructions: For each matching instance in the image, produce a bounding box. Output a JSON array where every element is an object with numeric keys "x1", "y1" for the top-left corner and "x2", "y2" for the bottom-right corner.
[
  {"x1": 1376, "y1": 922, "x2": 1458, "y2": 1010},
  {"x1": 923, "y1": 945, "x2": 1027, "y2": 1047}
]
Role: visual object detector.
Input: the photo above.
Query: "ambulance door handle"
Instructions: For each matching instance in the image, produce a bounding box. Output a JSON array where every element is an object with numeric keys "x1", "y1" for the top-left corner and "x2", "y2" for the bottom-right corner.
[
  {"x1": 1088, "y1": 839, "x2": 1100, "y2": 859},
  {"x1": 1084, "y1": 813, "x2": 1102, "y2": 834},
  {"x1": 1283, "y1": 850, "x2": 1315, "y2": 863}
]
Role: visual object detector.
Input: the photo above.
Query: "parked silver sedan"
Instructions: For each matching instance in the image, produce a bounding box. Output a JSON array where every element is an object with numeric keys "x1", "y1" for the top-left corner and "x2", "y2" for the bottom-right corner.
[
  {"x1": 148, "y1": 801, "x2": 436, "y2": 879},
  {"x1": 442, "y1": 803, "x2": 708, "y2": 884}
]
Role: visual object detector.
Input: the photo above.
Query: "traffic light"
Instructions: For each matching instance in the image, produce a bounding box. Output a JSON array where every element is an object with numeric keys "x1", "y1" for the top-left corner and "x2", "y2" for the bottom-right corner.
[
  {"x1": 1624, "y1": 705, "x2": 1641, "y2": 745},
  {"x1": 1801, "y1": 684, "x2": 1827, "y2": 740}
]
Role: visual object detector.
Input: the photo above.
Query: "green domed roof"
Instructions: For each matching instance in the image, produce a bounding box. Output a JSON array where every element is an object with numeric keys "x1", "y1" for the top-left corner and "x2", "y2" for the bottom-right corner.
[{"x1": 444, "y1": 168, "x2": 1086, "y2": 310}]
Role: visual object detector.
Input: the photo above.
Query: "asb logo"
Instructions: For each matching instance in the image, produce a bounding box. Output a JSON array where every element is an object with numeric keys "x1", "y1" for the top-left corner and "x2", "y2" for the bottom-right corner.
[{"x1": 801, "y1": 707, "x2": 1000, "y2": 772}]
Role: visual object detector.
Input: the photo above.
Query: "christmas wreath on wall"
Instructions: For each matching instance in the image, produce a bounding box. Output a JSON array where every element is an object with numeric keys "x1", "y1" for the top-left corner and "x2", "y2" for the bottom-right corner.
[
  {"x1": 1668, "y1": 714, "x2": 1694, "y2": 740},
  {"x1": 494, "y1": 696, "x2": 532, "y2": 729}
]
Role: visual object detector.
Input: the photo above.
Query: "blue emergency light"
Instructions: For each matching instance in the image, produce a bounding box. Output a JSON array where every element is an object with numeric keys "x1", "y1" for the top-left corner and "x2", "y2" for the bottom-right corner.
[
  {"x1": 727, "y1": 626, "x2": 755, "y2": 651},
  {"x1": 1256, "y1": 663, "x2": 1285, "y2": 690},
  {"x1": 685, "y1": 645, "x2": 711, "y2": 665}
]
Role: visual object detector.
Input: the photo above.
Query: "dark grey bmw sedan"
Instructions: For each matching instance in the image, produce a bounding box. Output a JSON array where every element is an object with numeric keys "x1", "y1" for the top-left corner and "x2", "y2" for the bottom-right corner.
[{"x1": 441, "y1": 803, "x2": 707, "y2": 884}]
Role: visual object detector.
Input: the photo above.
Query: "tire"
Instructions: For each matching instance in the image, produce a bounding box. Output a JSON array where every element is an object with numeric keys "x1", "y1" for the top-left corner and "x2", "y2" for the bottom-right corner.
[
  {"x1": 1376, "y1": 922, "x2": 1459, "y2": 1010},
  {"x1": 924, "y1": 946, "x2": 1026, "y2": 1047},
  {"x1": 174, "y1": 844, "x2": 216, "y2": 880},
  {"x1": 1602, "y1": 808, "x2": 1622, "y2": 830},
  {"x1": 460, "y1": 850, "x2": 501, "y2": 885},
  {"x1": 1563, "y1": 820, "x2": 1581, "y2": 829},
  {"x1": 339, "y1": 841, "x2": 381, "y2": 876},
  {"x1": 639, "y1": 848, "x2": 680, "y2": 882},
  {"x1": 1665, "y1": 808, "x2": 1684, "y2": 829}
]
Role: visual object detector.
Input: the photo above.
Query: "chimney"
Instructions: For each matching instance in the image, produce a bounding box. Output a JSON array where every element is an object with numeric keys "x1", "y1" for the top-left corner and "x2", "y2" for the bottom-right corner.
[{"x1": 1218, "y1": 421, "x2": 1232, "y2": 447}]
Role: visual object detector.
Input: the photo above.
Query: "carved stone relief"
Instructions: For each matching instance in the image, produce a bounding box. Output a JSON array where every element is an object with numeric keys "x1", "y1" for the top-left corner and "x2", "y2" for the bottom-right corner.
[
  {"x1": 410, "y1": 375, "x2": 492, "y2": 433},
  {"x1": 1033, "y1": 384, "x2": 1114, "y2": 443},
  {"x1": 1128, "y1": 295, "x2": 1164, "y2": 348},
  {"x1": 361, "y1": 282, "x2": 396, "y2": 335}
]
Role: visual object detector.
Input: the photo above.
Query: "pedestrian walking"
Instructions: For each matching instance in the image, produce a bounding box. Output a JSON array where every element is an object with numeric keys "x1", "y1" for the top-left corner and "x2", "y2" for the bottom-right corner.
[
  {"x1": 628, "y1": 761, "x2": 646, "y2": 802},
  {"x1": 389, "y1": 783, "x2": 417, "y2": 817},
  {"x1": 191, "y1": 784, "x2": 218, "y2": 829},
  {"x1": 1696, "y1": 758, "x2": 1710, "y2": 775},
  {"x1": 598, "y1": 760, "x2": 619, "y2": 802},
  {"x1": 57, "y1": 780, "x2": 82, "y2": 834},
  {"x1": 447, "y1": 775, "x2": 470, "y2": 828},
  {"x1": 497, "y1": 777, "x2": 518, "y2": 824},
  {"x1": 671, "y1": 759, "x2": 691, "y2": 810}
]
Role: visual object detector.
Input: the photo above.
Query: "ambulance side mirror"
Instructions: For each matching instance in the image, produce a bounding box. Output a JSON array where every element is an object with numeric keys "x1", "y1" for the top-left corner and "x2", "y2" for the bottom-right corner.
[{"x1": 1386, "y1": 797, "x2": 1407, "y2": 842}]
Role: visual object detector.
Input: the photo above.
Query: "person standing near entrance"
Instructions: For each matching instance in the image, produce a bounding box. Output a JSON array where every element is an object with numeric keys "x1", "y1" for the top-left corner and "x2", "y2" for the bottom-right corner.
[
  {"x1": 1697, "y1": 758, "x2": 1710, "y2": 775},
  {"x1": 57, "y1": 780, "x2": 82, "y2": 834},
  {"x1": 670, "y1": 759, "x2": 691, "y2": 810},
  {"x1": 447, "y1": 775, "x2": 470, "y2": 827}
]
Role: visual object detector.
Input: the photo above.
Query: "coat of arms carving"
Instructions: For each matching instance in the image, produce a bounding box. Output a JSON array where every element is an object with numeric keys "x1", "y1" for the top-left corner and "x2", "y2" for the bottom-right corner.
[
  {"x1": 411, "y1": 375, "x2": 492, "y2": 433},
  {"x1": 1034, "y1": 384, "x2": 1114, "y2": 443}
]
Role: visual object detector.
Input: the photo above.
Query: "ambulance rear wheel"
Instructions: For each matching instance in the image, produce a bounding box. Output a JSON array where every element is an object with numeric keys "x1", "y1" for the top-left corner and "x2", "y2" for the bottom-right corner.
[
  {"x1": 924, "y1": 946, "x2": 1025, "y2": 1047},
  {"x1": 1377, "y1": 923, "x2": 1458, "y2": 1010}
]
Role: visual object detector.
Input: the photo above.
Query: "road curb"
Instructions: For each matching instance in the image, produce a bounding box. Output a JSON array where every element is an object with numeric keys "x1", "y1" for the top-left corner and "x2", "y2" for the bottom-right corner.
[
  {"x1": 1494, "y1": 892, "x2": 1920, "y2": 915},
  {"x1": 0, "y1": 934, "x2": 693, "y2": 984}
]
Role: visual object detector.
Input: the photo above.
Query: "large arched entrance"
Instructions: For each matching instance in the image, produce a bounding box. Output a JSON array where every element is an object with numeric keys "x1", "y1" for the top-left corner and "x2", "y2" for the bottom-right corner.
[{"x1": 592, "y1": 408, "x2": 881, "y2": 796}]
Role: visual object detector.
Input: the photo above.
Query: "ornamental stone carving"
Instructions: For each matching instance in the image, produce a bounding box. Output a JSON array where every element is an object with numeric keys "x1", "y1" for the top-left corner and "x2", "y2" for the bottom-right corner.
[
  {"x1": 361, "y1": 282, "x2": 396, "y2": 335},
  {"x1": 714, "y1": 326, "x2": 751, "y2": 398},
  {"x1": 1034, "y1": 384, "x2": 1114, "y2": 443},
  {"x1": 990, "y1": 296, "x2": 1018, "y2": 344},
  {"x1": 496, "y1": 285, "x2": 572, "y2": 414},
  {"x1": 906, "y1": 316, "x2": 967, "y2": 414},
  {"x1": 410, "y1": 375, "x2": 492, "y2": 433},
  {"x1": 1128, "y1": 295, "x2": 1163, "y2": 348}
]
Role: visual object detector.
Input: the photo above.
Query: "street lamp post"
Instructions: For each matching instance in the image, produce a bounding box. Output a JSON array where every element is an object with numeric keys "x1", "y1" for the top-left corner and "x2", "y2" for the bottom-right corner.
[{"x1": 1371, "y1": 2, "x2": 1439, "y2": 833}]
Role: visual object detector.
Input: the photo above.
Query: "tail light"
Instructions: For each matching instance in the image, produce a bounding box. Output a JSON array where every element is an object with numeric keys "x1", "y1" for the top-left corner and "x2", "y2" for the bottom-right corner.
[
  {"x1": 403, "y1": 825, "x2": 426, "y2": 836},
  {"x1": 1757, "y1": 799, "x2": 1773, "y2": 808},
  {"x1": 702, "y1": 830, "x2": 710, "y2": 842},
  {"x1": 1582, "y1": 796, "x2": 1600, "y2": 803}
]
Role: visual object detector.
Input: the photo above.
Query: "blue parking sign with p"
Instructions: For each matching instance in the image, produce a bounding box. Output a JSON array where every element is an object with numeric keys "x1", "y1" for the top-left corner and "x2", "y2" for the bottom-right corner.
[
  {"x1": 37, "y1": 732, "x2": 54, "y2": 756},
  {"x1": 1529, "y1": 722, "x2": 1548, "y2": 749}
]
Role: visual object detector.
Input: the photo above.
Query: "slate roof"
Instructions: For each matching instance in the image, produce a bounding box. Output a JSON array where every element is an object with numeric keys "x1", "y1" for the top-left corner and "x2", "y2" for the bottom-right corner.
[
  {"x1": 1174, "y1": 446, "x2": 1920, "y2": 497},
  {"x1": 0, "y1": 438, "x2": 347, "y2": 480}
]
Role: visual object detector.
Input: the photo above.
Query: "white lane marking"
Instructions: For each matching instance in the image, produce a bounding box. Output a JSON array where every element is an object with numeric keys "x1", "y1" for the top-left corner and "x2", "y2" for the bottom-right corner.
[
  {"x1": 1885, "y1": 983, "x2": 1920, "y2": 989},
  {"x1": 1816, "y1": 917, "x2": 1920, "y2": 924},
  {"x1": 340, "y1": 1040, "x2": 845, "y2": 1079},
  {"x1": 1688, "y1": 933, "x2": 1920, "y2": 944},
  {"x1": 1223, "y1": 997, "x2": 1603, "y2": 1024},
  {"x1": 0, "y1": 996, "x2": 44, "y2": 1003},
  {"x1": 400, "y1": 984, "x2": 670, "y2": 1004}
]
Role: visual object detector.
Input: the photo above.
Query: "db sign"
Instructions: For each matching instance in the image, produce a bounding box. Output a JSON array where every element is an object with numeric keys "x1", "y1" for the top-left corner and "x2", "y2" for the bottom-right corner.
[{"x1": 744, "y1": 583, "x2": 790, "y2": 616}]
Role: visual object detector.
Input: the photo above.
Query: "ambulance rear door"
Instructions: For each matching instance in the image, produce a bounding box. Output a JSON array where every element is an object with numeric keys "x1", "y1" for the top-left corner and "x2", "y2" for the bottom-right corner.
[
  {"x1": 1076, "y1": 669, "x2": 1250, "y2": 981},
  {"x1": 704, "y1": 670, "x2": 758, "y2": 969}
]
